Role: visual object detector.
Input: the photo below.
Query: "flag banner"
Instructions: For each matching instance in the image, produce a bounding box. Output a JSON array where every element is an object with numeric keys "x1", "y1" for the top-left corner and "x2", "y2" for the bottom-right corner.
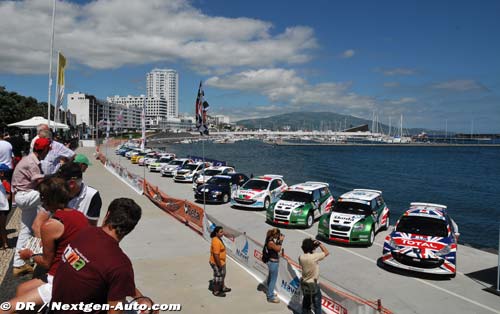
[
  {"x1": 115, "y1": 110, "x2": 124, "y2": 130},
  {"x1": 140, "y1": 100, "x2": 146, "y2": 150},
  {"x1": 195, "y1": 81, "x2": 209, "y2": 135},
  {"x1": 187, "y1": 155, "x2": 226, "y2": 166},
  {"x1": 55, "y1": 52, "x2": 66, "y2": 123},
  {"x1": 106, "y1": 117, "x2": 110, "y2": 139}
]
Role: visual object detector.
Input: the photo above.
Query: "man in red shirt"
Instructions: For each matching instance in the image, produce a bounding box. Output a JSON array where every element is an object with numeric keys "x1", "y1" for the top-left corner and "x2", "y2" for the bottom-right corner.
[{"x1": 51, "y1": 198, "x2": 143, "y2": 313}]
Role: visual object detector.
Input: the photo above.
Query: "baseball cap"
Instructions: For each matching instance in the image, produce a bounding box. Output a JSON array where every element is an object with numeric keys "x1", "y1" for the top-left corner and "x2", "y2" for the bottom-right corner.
[
  {"x1": 57, "y1": 162, "x2": 83, "y2": 180},
  {"x1": 34, "y1": 138, "x2": 51, "y2": 151},
  {"x1": 74, "y1": 154, "x2": 92, "y2": 166}
]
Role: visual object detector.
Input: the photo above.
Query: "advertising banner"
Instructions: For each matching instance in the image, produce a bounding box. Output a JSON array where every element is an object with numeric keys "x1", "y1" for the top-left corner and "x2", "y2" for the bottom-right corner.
[{"x1": 105, "y1": 161, "x2": 143, "y2": 195}]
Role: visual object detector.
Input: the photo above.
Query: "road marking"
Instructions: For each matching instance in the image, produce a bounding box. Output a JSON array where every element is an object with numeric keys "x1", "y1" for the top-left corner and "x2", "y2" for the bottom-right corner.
[{"x1": 252, "y1": 212, "x2": 496, "y2": 314}]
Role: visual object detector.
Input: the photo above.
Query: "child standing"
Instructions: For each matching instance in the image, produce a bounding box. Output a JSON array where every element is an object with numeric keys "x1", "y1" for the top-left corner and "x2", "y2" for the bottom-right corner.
[{"x1": 0, "y1": 164, "x2": 11, "y2": 249}]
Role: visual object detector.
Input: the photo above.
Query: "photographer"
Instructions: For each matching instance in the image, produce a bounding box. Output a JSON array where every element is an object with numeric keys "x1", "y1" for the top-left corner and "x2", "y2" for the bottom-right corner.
[
  {"x1": 264, "y1": 228, "x2": 284, "y2": 303},
  {"x1": 298, "y1": 238, "x2": 329, "y2": 314}
]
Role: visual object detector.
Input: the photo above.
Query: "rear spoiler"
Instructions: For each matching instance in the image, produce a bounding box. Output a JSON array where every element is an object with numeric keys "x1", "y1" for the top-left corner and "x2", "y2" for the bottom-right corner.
[
  {"x1": 353, "y1": 188, "x2": 382, "y2": 194},
  {"x1": 410, "y1": 202, "x2": 447, "y2": 209},
  {"x1": 305, "y1": 181, "x2": 329, "y2": 187}
]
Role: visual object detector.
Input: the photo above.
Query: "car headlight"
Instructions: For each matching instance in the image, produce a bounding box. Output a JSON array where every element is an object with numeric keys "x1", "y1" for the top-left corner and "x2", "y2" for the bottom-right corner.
[
  {"x1": 436, "y1": 245, "x2": 451, "y2": 256},
  {"x1": 213, "y1": 191, "x2": 222, "y2": 196},
  {"x1": 322, "y1": 217, "x2": 329, "y2": 228},
  {"x1": 254, "y1": 192, "x2": 265, "y2": 198},
  {"x1": 353, "y1": 223, "x2": 365, "y2": 231},
  {"x1": 292, "y1": 206, "x2": 304, "y2": 215},
  {"x1": 388, "y1": 237, "x2": 398, "y2": 248}
]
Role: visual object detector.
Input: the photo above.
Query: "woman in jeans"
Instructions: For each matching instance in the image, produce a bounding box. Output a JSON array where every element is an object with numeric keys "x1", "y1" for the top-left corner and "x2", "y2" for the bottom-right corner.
[{"x1": 265, "y1": 228, "x2": 285, "y2": 303}]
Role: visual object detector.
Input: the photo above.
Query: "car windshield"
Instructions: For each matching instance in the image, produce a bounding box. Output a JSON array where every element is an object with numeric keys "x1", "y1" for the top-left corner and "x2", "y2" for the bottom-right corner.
[
  {"x1": 334, "y1": 201, "x2": 372, "y2": 215},
  {"x1": 203, "y1": 169, "x2": 222, "y2": 176},
  {"x1": 207, "y1": 177, "x2": 230, "y2": 186},
  {"x1": 158, "y1": 158, "x2": 170, "y2": 162},
  {"x1": 280, "y1": 191, "x2": 312, "y2": 203},
  {"x1": 243, "y1": 179, "x2": 269, "y2": 190},
  {"x1": 169, "y1": 160, "x2": 184, "y2": 166},
  {"x1": 183, "y1": 164, "x2": 199, "y2": 170},
  {"x1": 396, "y1": 216, "x2": 448, "y2": 237}
]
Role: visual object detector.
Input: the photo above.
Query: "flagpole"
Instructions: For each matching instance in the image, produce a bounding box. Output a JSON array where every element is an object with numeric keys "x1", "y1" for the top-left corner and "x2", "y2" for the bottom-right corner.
[
  {"x1": 47, "y1": 0, "x2": 56, "y2": 129},
  {"x1": 142, "y1": 98, "x2": 146, "y2": 188},
  {"x1": 53, "y1": 51, "x2": 61, "y2": 128}
]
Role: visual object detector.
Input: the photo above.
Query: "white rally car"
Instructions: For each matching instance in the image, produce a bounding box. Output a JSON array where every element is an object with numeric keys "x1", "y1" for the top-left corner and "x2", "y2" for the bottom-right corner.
[
  {"x1": 231, "y1": 175, "x2": 287, "y2": 210},
  {"x1": 192, "y1": 166, "x2": 235, "y2": 190},
  {"x1": 173, "y1": 162, "x2": 210, "y2": 183},
  {"x1": 160, "y1": 158, "x2": 192, "y2": 177}
]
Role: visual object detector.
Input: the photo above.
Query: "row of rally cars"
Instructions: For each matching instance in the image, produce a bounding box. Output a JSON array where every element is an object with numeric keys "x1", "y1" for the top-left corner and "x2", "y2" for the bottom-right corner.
[
  {"x1": 118, "y1": 145, "x2": 460, "y2": 278},
  {"x1": 233, "y1": 176, "x2": 460, "y2": 277}
]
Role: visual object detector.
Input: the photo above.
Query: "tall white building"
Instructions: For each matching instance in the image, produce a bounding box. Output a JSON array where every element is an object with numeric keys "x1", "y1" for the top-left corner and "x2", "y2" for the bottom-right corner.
[
  {"x1": 107, "y1": 95, "x2": 168, "y2": 128},
  {"x1": 146, "y1": 68, "x2": 178, "y2": 117}
]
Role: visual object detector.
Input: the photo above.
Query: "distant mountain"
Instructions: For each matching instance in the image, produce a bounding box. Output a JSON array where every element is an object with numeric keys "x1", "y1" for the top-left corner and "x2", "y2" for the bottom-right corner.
[{"x1": 235, "y1": 111, "x2": 439, "y2": 135}]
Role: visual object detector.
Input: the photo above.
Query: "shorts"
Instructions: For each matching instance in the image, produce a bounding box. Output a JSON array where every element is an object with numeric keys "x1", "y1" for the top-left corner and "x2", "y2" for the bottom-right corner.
[
  {"x1": 37, "y1": 274, "x2": 53, "y2": 304},
  {"x1": 210, "y1": 263, "x2": 226, "y2": 284}
]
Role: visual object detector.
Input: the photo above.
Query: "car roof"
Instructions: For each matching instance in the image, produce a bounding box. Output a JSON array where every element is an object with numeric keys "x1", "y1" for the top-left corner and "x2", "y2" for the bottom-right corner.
[
  {"x1": 289, "y1": 181, "x2": 329, "y2": 192},
  {"x1": 206, "y1": 165, "x2": 234, "y2": 170},
  {"x1": 256, "y1": 174, "x2": 283, "y2": 181},
  {"x1": 404, "y1": 202, "x2": 448, "y2": 220},
  {"x1": 339, "y1": 189, "x2": 382, "y2": 202}
]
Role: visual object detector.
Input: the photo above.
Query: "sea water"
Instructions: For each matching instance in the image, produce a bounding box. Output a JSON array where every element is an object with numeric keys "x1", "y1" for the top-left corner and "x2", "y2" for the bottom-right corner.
[{"x1": 164, "y1": 140, "x2": 500, "y2": 251}]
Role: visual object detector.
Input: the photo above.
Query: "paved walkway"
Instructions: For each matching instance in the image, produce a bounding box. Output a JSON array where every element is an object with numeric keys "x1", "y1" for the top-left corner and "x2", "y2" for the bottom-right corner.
[{"x1": 81, "y1": 148, "x2": 290, "y2": 313}]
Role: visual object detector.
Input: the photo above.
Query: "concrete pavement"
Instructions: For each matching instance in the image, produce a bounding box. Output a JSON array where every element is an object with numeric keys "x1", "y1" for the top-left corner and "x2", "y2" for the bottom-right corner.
[{"x1": 81, "y1": 147, "x2": 290, "y2": 314}]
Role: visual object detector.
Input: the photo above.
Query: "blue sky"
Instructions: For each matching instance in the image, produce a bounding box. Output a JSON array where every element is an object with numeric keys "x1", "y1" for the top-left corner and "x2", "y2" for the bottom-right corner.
[{"x1": 1, "y1": 0, "x2": 499, "y2": 132}]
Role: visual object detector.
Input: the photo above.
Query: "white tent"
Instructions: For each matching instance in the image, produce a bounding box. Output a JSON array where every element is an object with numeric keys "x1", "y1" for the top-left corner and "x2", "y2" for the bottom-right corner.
[{"x1": 7, "y1": 116, "x2": 69, "y2": 130}]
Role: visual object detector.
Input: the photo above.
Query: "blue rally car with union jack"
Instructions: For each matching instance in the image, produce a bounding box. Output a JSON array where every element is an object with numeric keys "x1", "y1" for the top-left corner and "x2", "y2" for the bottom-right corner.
[{"x1": 382, "y1": 202, "x2": 459, "y2": 277}]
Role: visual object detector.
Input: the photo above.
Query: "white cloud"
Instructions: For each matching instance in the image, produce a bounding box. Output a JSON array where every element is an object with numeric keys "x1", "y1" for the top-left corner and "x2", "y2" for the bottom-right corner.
[
  {"x1": 341, "y1": 49, "x2": 355, "y2": 58},
  {"x1": 0, "y1": 0, "x2": 317, "y2": 74},
  {"x1": 389, "y1": 97, "x2": 417, "y2": 105},
  {"x1": 431, "y1": 80, "x2": 487, "y2": 92},
  {"x1": 377, "y1": 67, "x2": 416, "y2": 76},
  {"x1": 206, "y1": 68, "x2": 376, "y2": 118}
]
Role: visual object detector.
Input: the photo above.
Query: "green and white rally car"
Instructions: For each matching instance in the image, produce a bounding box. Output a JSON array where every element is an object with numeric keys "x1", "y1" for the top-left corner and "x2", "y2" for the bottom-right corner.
[
  {"x1": 318, "y1": 189, "x2": 390, "y2": 246},
  {"x1": 266, "y1": 182, "x2": 335, "y2": 228}
]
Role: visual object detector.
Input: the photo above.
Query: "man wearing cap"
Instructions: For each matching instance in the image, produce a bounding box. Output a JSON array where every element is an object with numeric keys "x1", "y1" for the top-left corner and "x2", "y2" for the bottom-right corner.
[
  {"x1": 74, "y1": 153, "x2": 92, "y2": 173},
  {"x1": 32, "y1": 162, "x2": 102, "y2": 233},
  {"x1": 60, "y1": 162, "x2": 102, "y2": 226},
  {"x1": 11, "y1": 137, "x2": 51, "y2": 276},
  {"x1": 37, "y1": 129, "x2": 75, "y2": 175}
]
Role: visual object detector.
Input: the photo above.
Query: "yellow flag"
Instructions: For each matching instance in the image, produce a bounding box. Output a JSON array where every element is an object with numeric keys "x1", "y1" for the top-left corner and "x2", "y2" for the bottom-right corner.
[{"x1": 57, "y1": 52, "x2": 66, "y2": 86}]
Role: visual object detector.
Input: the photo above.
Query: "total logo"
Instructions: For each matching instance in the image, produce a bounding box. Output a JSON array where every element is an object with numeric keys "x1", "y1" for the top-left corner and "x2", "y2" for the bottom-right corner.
[
  {"x1": 397, "y1": 239, "x2": 445, "y2": 250},
  {"x1": 281, "y1": 277, "x2": 300, "y2": 295},
  {"x1": 236, "y1": 240, "x2": 249, "y2": 262}
]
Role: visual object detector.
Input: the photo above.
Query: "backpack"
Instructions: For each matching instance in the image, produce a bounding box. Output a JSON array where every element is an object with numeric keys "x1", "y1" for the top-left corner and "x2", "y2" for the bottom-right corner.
[{"x1": 261, "y1": 238, "x2": 270, "y2": 263}]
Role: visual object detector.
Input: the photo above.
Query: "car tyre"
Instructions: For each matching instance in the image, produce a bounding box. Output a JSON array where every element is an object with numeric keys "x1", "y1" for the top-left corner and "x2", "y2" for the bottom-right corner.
[
  {"x1": 222, "y1": 194, "x2": 229, "y2": 203},
  {"x1": 306, "y1": 213, "x2": 314, "y2": 228},
  {"x1": 264, "y1": 197, "x2": 270, "y2": 210},
  {"x1": 368, "y1": 228, "x2": 375, "y2": 247},
  {"x1": 383, "y1": 215, "x2": 390, "y2": 230}
]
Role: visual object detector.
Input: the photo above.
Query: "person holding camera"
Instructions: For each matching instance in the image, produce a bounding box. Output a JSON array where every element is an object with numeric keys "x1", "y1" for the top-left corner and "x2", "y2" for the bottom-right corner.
[
  {"x1": 264, "y1": 228, "x2": 284, "y2": 303},
  {"x1": 299, "y1": 238, "x2": 329, "y2": 313}
]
